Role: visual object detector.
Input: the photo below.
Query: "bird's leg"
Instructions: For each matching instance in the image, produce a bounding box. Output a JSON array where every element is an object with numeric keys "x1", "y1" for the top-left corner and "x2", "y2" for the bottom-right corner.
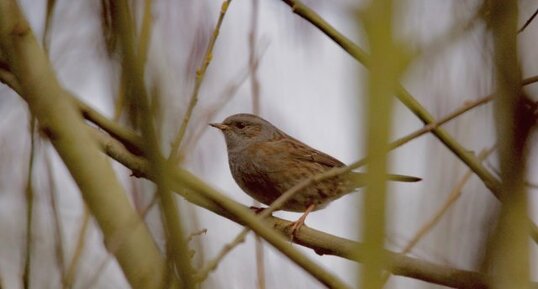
[{"x1": 289, "y1": 204, "x2": 316, "y2": 239}]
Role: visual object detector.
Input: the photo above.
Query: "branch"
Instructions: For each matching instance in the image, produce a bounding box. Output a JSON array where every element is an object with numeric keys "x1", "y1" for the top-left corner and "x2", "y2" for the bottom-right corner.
[
  {"x1": 91, "y1": 126, "x2": 500, "y2": 289},
  {"x1": 279, "y1": 0, "x2": 504, "y2": 197},
  {"x1": 92, "y1": 128, "x2": 352, "y2": 289},
  {"x1": 169, "y1": 0, "x2": 233, "y2": 162},
  {"x1": 0, "y1": 2, "x2": 170, "y2": 289},
  {"x1": 277, "y1": 0, "x2": 538, "y2": 242},
  {"x1": 111, "y1": 0, "x2": 194, "y2": 286}
]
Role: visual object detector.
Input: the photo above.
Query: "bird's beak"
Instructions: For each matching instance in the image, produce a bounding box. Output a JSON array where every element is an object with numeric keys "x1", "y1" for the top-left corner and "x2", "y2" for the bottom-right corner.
[{"x1": 209, "y1": 123, "x2": 229, "y2": 131}]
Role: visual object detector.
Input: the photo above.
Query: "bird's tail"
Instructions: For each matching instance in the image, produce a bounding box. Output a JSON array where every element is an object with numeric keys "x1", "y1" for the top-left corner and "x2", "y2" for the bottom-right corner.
[
  {"x1": 387, "y1": 174, "x2": 421, "y2": 183},
  {"x1": 347, "y1": 172, "x2": 421, "y2": 188}
]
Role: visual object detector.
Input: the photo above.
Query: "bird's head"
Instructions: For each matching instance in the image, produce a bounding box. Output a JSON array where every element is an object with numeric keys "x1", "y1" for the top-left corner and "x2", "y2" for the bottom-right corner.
[{"x1": 210, "y1": 113, "x2": 281, "y2": 151}]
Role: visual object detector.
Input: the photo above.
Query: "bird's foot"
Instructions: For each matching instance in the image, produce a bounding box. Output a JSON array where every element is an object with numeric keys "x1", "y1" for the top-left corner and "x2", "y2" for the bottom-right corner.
[
  {"x1": 287, "y1": 204, "x2": 316, "y2": 241},
  {"x1": 288, "y1": 218, "x2": 306, "y2": 241}
]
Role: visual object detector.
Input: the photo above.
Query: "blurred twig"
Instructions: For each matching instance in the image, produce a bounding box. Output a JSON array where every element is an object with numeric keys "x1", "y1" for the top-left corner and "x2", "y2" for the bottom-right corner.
[
  {"x1": 389, "y1": 94, "x2": 494, "y2": 149},
  {"x1": 111, "y1": 0, "x2": 192, "y2": 286},
  {"x1": 81, "y1": 196, "x2": 156, "y2": 289},
  {"x1": 22, "y1": 117, "x2": 36, "y2": 289},
  {"x1": 402, "y1": 147, "x2": 495, "y2": 255},
  {"x1": 254, "y1": 233, "x2": 265, "y2": 289},
  {"x1": 417, "y1": 6, "x2": 482, "y2": 60},
  {"x1": 181, "y1": 40, "x2": 269, "y2": 152},
  {"x1": 381, "y1": 147, "x2": 496, "y2": 285},
  {"x1": 113, "y1": 0, "x2": 153, "y2": 121},
  {"x1": 137, "y1": 0, "x2": 153, "y2": 76},
  {"x1": 76, "y1": 98, "x2": 145, "y2": 155},
  {"x1": 169, "y1": 0, "x2": 233, "y2": 163},
  {"x1": 249, "y1": 0, "x2": 261, "y2": 116},
  {"x1": 359, "y1": 1, "x2": 401, "y2": 288},
  {"x1": 486, "y1": 2, "x2": 530, "y2": 288},
  {"x1": 43, "y1": 0, "x2": 56, "y2": 51},
  {"x1": 64, "y1": 207, "x2": 90, "y2": 289},
  {"x1": 44, "y1": 150, "x2": 66, "y2": 284},
  {"x1": 248, "y1": 2, "x2": 265, "y2": 287},
  {"x1": 194, "y1": 229, "x2": 250, "y2": 282},
  {"x1": 187, "y1": 229, "x2": 207, "y2": 242}
]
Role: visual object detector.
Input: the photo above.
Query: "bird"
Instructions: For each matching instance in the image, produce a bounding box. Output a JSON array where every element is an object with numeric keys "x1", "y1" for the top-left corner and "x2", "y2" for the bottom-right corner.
[{"x1": 210, "y1": 113, "x2": 420, "y2": 234}]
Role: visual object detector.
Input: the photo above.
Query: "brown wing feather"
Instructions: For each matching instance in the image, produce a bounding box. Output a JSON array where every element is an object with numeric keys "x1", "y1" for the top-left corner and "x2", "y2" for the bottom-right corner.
[
  {"x1": 275, "y1": 137, "x2": 345, "y2": 168},
  {"x1": 235, "y1": 136, "x2": 349, "y2": 211}
]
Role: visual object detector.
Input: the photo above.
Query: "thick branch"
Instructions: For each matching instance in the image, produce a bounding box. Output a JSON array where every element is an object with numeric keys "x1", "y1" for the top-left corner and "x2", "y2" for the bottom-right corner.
[{"x1": 0, "y1": 2, "x2": 170, "y2": 289}]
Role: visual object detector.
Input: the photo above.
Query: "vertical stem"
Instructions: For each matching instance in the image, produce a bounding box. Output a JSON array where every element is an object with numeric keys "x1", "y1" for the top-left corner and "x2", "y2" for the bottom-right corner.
[
  {"x1": 249, "y1": 1, "x2": 265, "y2": 288},
  {"x1": 111, "y1": 1, "x2": 192, "y2": 287},
  {"x1": 359, "y1": 1, "x2": 400, "y2": 288},
  {"x1": 488, "y1": 1, "x2": 529, "y2": 289},
  {"x1": 23, "y1": 117, "x2": 36, "y2": 289}
]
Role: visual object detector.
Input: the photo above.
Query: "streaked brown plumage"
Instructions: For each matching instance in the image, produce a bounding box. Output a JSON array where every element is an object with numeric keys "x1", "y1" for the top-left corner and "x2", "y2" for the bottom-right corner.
[{"x1": 210, "y1": 113, "x2": 419, "y2": 214}]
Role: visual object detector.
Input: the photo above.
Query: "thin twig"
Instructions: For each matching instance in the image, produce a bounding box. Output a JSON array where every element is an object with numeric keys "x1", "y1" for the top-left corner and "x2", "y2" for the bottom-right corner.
[
  {"x1": 181, "y1": 40, "x2": 269, "y2": 152},
  {"x1": 137, "y1": 0, "x2": 153, "y2": 76},
  {"x1": 42, "y1": 0, "x2": 56, "y2": 51},
  {"x1": 80, "y1": 193, "x2": 157, "y2": 289},
  {"x1": 64, "y1": 207, "x2": 90, "y2": 289},
  {"x1": 113, "y1": 0, "x2": 153, "y2": 121},
  {"x1": 194, "y1": 229, "x2": 250, "y2": 282},
  {"x1": 402, "y1": 147, "x2": 495, "y2": 254},
  {"x1": 417, "y1": 6, "x2": 482, "y2": 61},
  {"x1": 248, "y1": 2, "x2": 265, "y2": 287},
  {"x1": 22, "y1": 117, "x2": 36, "y2": 289},
  {"x1": 169, "y1": 0, "x2": 233, "y2": 163},
  {"x1": 249, "y1": 0, "x2": 261, "y2": 115},
  {"x1": 380, "y1": 147, "x2": 496, "y2": 285},
  {"x1": 187, "y1": 229, "x2": 207, "y2": 242},
  {"x1": 254, "y1": 234, "x2": 265, "y2": 289},
  {"x1": 390, "y1": 94, "x2": 494, "y2": 149},
  {"x1": 518, "y1": 6, "x2": 538, "y2": 33},
  {"x1": 44, "y1": 150, "x2": 66, "y2": 284}
]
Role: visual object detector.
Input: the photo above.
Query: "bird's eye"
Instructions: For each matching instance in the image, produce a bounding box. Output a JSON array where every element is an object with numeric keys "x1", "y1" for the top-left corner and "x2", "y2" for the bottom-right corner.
[{"x1": 235, "y1": 122, "x2": 246, "y2": 129}]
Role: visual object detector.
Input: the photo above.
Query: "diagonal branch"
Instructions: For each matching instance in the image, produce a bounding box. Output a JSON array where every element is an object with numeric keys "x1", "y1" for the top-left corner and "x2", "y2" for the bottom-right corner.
[
  {"x1": 91, "y1": 127, "x2": 500, "y2": 289},
  {"x1": 279, "y1": 0, "x2": 504, "y2": 198},
  {"x1": 91, "y1": 128, "x2": 352, "y2": 289}
]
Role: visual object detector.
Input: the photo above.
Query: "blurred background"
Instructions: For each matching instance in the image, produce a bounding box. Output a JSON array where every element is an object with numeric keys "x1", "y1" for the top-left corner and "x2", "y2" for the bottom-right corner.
[{"x1": 0, "y1": 0, "x2": 537, "y2": 288}]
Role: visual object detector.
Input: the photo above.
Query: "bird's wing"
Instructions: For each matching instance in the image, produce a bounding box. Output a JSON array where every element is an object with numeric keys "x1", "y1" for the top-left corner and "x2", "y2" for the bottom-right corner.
[{"x1": 272, "y1": 137, "x2": 345, "y2": 169}]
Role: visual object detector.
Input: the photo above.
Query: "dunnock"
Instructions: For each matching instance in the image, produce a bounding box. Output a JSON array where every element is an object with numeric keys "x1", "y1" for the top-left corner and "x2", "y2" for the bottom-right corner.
[{"x1": 211, "y1": 113, "x2": 419, "y2": 232}]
